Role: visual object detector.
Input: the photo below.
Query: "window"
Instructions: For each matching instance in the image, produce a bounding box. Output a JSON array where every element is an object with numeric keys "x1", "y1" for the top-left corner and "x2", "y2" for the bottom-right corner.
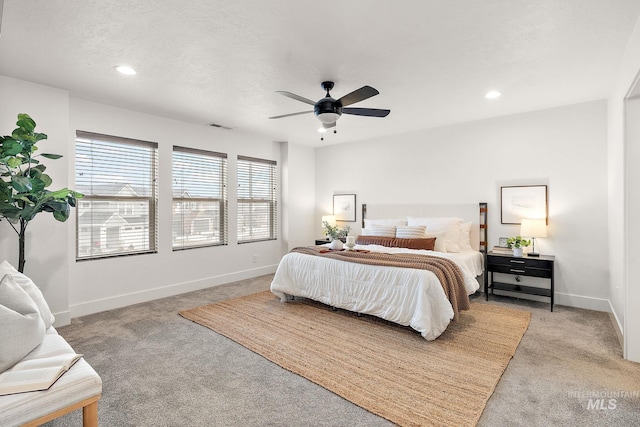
[
  {"x1": 172, "y1": 146, "x2": 228, "y2": 249},
  {"x1": 237, "y1": 156, "x2": 277, "y2": 243},
  {"x1": 75, "y1": 131, "x2": 158, "y2": 260}
]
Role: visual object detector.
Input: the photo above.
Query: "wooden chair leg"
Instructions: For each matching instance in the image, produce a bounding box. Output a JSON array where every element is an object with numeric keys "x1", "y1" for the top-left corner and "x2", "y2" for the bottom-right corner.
[{"x1": 82, "y1": 401, "x2": 99, "y2": 427}]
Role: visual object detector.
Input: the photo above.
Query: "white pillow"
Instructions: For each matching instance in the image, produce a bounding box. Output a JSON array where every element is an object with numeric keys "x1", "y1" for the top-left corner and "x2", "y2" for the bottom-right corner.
[
  {"x1": 407, "y1": 217, "x2": 462, "y2": 252},
  {"x1": 395, "y1": 225, "x2": 427, "y2": 239},
  {"x1": 459, "y1": 222, "x2": 473, "y2": 251},
  {"x1": 0, "y1": 261, "x2": 55, "y2": 329},
  {"x1": 0, "y1": 274, "x2": 46, "y2": 372},
  {"x1": 363, "y1": 218, "x2": 407, "y2": 228},
  {"x1": 369, "y1": 225, "x2": 397, "y2": 237},
  {"x1": 426, "y1": 231, "x2": 448, "y2": 253}
]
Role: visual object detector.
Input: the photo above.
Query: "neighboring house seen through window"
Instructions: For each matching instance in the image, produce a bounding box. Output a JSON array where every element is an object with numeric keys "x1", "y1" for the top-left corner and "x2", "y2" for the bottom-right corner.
[
  {"x1": 75, "y1": 131, "x2": 158, "y2": 260},
  {"x1": 172, "y1": 146, "x2": 228, "y2": 250},
  {"x1": 237, "y1": 156, "x2": 277, "y2": 243}
]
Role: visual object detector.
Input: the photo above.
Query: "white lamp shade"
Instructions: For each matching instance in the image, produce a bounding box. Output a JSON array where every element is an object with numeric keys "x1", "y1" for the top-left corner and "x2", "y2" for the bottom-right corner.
[
  {"x1": 322, "y1": 215, "x2": 336, "y2": 227},
  {"x1": 520, "y1": 218, "x2": 547, "y2": 238}
]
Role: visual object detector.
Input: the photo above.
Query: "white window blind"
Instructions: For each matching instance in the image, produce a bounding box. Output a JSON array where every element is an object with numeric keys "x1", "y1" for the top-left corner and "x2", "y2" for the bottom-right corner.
[
  {"x1": 75, "y1": 131, "x2": 158, "y2": 260},
  {"x1": 237, "y1": 156, "x2": 277, "y2": 243},
  {"x1": 172, "y1": 146, "x2": 228, "y2": 250}
]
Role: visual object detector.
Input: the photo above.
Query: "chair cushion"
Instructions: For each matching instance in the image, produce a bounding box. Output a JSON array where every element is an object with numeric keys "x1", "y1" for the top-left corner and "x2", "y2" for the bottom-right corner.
[
  {"x1": 0, "y1": 261, "x2": 55, "y2": 329},
  {"x1": 0, "y1": 274, "x2": 46, "y2": 372}
]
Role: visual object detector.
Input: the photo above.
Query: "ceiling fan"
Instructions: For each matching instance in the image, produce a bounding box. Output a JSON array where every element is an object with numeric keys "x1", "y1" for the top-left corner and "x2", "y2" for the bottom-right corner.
[{"x1": 269, "y1": 81, "x2": 390, "y2": 130}]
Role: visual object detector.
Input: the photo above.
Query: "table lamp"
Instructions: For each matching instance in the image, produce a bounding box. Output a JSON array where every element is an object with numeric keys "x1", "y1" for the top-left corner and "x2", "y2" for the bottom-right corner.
[
  {"x1": 321, "y1": 215, "x2": 336, "y2": 227},
  {"x1": 520, "y1": 218, "x2": 547, "y2": 257}
]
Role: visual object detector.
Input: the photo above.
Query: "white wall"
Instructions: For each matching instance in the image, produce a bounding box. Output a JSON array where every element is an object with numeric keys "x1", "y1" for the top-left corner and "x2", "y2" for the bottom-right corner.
[
  {"x1": 67, "y1": 98, "x2": 284, "y2": 317},
  {"x1": 0, "y1": 74, "x2": 297, "y2": 324},
  {"x1": 608, "y1": 15, "x2": 640, "y2": 362},
  {"x1": 315, "y1": 100, "x2": 610, "y2": 311},
  {"x1": 0, "y1": 76, "x2": 72, "y2": 325},
  {"x1": 281, "y1": 142, "x2": 316, "y2": 251}
]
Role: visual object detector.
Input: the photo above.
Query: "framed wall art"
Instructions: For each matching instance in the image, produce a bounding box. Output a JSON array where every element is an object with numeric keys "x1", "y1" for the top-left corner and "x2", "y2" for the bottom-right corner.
[
  {"x1": 333, "y1": 194, "x2": 356, "y2": 222},
  {"x1": 501, "y1": 185, "x2": 548, "y2": 224}
]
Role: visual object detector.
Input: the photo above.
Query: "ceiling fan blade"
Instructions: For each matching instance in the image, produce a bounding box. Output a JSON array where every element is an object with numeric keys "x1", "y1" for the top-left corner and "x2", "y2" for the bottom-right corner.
[
  {"x1": 338, "y1": 86, "x2": 379, "y2": 106},
  {"x1": 276, "y1": 91, "x2": 316, "y2": 106},
  {"x1": 269, "y1": 110, "x2": 313, "y2": 119},
  {"x1": 342, "y1": 107, "x2": 390, "y2": 117},
  {"x1": 323, "y1": 122, "x2": 337, "y2": 129}
]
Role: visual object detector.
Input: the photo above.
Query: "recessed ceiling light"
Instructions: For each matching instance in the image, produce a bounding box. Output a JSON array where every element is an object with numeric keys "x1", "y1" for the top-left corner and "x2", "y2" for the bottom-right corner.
[
  {"x1": 485, "y1": 90, "x2": 501, "y2": 99},
  {"x1": 115, "y1": 65, "x2": 136, "y2": 75}
]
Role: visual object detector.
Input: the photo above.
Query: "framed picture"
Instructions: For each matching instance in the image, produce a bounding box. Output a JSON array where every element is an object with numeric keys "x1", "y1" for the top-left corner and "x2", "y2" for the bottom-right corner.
[
  {"x1": 501, "y1": 185, "x2": 548, "y2": 224},
  {"x1": 333, "y1": 194, "x2": 356, "y2": 222}
]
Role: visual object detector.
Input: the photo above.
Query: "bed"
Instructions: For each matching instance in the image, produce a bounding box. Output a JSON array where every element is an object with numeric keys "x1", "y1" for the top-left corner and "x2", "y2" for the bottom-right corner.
[{"x1": 270, "y1": 203, "x2": 488, "y2": 340}]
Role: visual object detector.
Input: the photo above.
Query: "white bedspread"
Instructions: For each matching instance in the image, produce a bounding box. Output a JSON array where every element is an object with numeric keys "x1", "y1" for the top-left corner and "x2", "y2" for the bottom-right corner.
[{"x1": 270, "y1": 245, "x2": 481, "y2": 340}]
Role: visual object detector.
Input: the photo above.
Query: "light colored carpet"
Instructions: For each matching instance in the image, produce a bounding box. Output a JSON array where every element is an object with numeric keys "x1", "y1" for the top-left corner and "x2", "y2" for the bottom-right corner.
[{"x1": 180, "y1": 291, "x2": 531, "y2": 427}]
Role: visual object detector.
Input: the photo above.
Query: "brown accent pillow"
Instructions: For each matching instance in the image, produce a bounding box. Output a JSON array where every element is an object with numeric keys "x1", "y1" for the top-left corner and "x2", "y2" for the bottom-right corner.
[{"x1": 355, "y1": 235, "x2": 436, "y2": 250}]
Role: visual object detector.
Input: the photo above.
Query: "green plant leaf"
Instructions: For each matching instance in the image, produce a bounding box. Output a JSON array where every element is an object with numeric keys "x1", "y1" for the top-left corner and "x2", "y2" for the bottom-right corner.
[
  {"x1": 7, "y1": 157, "x2": 22, "y2": 168},
  {"x1": 29, "y1": 177, "x2": 46, "y2": 193},
  {"x1": 46, "y1": 188, "x2": 71, "y2": 199},
  {"x1": 2, "y1": 139, "x2": 22, "y2": 155},
  {"x1": 16, "y1": 114, "x2": 36, "y2": 132},
  {"x1": 40, "y1": 153, "x2": 63, "y2": 160},
  {"x1": 33, "y1": 132, "x2": 48, "y2": 142},
  {"x1": 53, "y1": 208, "x2": 70, "y2": 222},
  {"x1": 20, "y1": 205, "x2": 36, "y2": 221},
  {"x1": 15, "y1": 195, "x2": 34, "y2": 204},
  {"x1": 39, "y1": 174, "x2": 53, "y2": 188},
  {"x1": 11, "y1": 176, "x2": 32, "y2": 192}
]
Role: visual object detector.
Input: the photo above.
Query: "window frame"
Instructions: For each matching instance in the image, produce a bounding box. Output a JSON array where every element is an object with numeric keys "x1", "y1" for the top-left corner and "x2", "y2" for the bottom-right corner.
[
  {"x1": 172, "y1": 146, "x2": 228, "y2": 250},
  {"x1": 236, "y1": 155, "x2": 278, "y2": 244},
  {"x1": 75, "y1": 131, "x2": 158, "y2": 261}
]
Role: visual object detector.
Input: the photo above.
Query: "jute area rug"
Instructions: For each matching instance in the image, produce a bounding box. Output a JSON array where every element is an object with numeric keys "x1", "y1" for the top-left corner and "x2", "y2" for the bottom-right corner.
[{"x1": 180, "y1": 291, "x2": 531, "y2": 427}]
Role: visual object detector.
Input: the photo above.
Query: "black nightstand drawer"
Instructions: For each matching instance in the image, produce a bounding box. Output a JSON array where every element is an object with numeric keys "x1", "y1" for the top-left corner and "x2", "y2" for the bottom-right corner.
[
  {"x1": 488, "y1": 263, "x2": 552, "y2": 278},
  {"x1": 487, "y1": 255, "x2": 552, "y2": 270},
  {"x1": 485, "y1": 252, "x2": 556, "y2": 311}
]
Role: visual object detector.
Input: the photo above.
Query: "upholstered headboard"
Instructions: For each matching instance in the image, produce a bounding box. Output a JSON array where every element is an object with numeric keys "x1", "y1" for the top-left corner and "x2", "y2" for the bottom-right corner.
[{"x1": 361, "y1": 203, "x2": 488, "y2": 252}]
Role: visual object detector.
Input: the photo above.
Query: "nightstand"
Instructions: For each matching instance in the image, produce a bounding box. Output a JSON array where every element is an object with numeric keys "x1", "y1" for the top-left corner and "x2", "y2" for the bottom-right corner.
[{"x1": 485, "y1": 252, "x2": 555, "y2": 311}]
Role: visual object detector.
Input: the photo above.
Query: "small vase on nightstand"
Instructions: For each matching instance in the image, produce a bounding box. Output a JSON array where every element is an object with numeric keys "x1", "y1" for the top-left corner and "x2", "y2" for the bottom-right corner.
[
  {"x1": 330, "y1": 238, "x2": 344, "y2": 250},
  {"x1": 513, "y1": 248, "x2": 523, "y2": 257}
]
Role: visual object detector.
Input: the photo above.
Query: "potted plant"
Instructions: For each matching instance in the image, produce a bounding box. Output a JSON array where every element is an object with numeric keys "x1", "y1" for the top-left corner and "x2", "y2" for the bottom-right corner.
[
  {"x1": 322, "y1": 221, "x2": 351, "y2": 250},
  {"x1": 0, "y1": 114, "x2": 83, "y2": 272},
  {"x1": 506, "y1": 235, "x2": 531, "y2": 257}
]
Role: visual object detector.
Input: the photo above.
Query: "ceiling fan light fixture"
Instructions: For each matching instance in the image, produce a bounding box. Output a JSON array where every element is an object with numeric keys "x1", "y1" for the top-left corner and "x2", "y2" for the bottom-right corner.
[
  {"x1": 314, "y1": 95, "x2": 342, "y2": 124},
  {"x1": 271, "y1": 81, "x2": 390, "y2": 131},
  {"x1": 318, "y1": 127, "x2": 327, "y2": 133},
  {"x1": 317, "y1": 112, "x2": 340, "y2": 124}
]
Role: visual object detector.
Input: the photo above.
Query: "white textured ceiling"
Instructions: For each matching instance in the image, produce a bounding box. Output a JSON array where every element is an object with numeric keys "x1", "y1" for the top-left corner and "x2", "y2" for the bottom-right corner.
[{"x1": 1, "y1": 0, "x2": 639, "y2": 147}]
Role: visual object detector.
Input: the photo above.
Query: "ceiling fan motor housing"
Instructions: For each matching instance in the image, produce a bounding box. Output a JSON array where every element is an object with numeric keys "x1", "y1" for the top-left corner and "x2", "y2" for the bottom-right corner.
[{"x1": 314, "y1": 97, "x2": 342, "y2": 123}]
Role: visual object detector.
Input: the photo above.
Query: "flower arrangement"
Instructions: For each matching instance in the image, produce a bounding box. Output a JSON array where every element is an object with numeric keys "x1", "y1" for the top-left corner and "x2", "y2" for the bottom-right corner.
[
  {"x1": 323, "y1": 221, "x2": 351, "y2": 240},
  {"x1": 506, "y1": 235, "x2": 531, "y2": 249}
]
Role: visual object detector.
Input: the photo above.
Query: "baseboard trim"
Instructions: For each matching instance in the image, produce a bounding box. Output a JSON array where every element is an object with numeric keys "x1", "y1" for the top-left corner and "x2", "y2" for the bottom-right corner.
[
  {"x1": 608, "y1": 301, "x2": 624, "y2": 347},
  {"x1": 69, "y1": 265, "x2": 278, "y2": 319},
  {"x1": 489, "y1": 289, "x2": 611, "y2": 312},
  {"x1": 554, "y1": 292, "x2": 611, "y2": 312},
  {"x1": 53, "y1": 311, "x2": 72, "y2": 328}
]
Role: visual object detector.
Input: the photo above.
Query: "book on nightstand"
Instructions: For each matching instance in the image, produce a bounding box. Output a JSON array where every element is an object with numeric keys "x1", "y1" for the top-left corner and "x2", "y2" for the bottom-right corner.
[
  {"x1": 491, "y1": 246, "x2": 513, "y2": 254},
  {"x1": 0, "y1": 353, "x2": 83, "y2": 396}
]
